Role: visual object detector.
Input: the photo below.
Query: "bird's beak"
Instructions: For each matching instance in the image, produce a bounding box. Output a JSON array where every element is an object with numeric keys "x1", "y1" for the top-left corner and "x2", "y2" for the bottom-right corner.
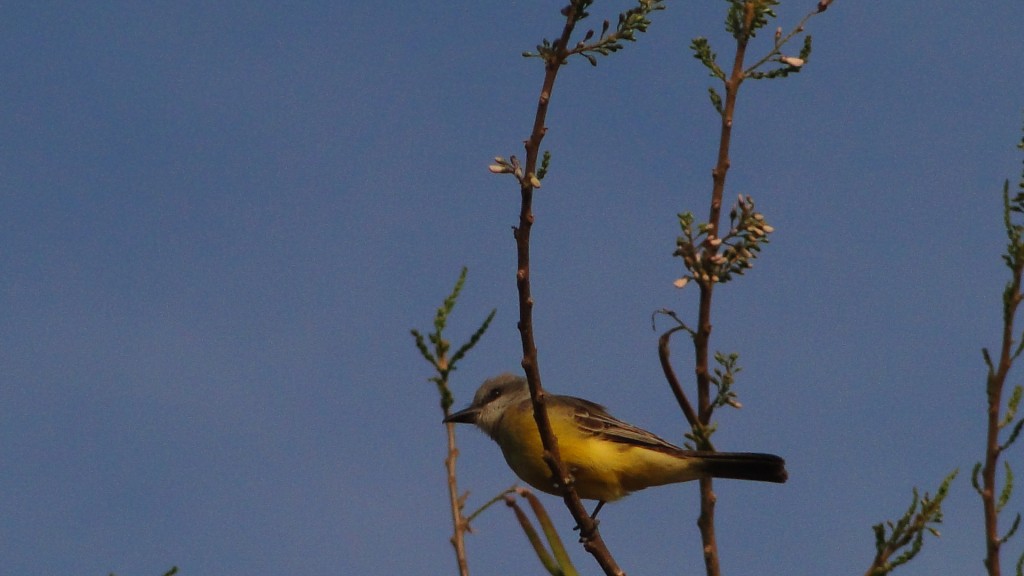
[{"x1": 443, "y1": 405, "x2": 480, "y2": 424}]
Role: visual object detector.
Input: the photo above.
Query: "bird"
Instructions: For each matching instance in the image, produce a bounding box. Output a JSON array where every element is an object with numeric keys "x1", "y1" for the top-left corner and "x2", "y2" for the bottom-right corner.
[{"x1": 444, "y1": 373, "x2": 786, "y2": 514}]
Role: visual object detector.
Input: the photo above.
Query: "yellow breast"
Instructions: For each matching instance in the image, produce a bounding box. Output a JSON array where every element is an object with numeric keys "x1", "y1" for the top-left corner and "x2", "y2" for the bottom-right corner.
[{"x1": 492, "y1": 400, "x2": 698, "y2": 502}]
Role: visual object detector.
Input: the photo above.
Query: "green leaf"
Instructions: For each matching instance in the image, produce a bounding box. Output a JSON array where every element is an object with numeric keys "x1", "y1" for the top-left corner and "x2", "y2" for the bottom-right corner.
[
  {"x1": 690, "y1": 37, "x2": 724, "y2": 79},
  {"x1": 973, "y1": 461, "x2": 985, "y2": 496},
  {"x1": 999, "y1": 461, "x2": 1015, "y2": 513},
  {"x1": 708, "y1": 87, "x2": 724, "y2": 116},
  {"x1": 521, "y1": 490, "x2": 579, "y2": 576},
  {"x1": 1004, "y1": 385, "x2": 1024, "y2": 428},
  {"x1": 506, "y1": 496, "x2": 559, "y2": 574},
  {"x1": 1002, "y1": 513, "x2": 1022, "y2": 544},
  {"x1": 537, "y1": 150, "x2": 552, "y2": 180},
  {"x1": 799, "y1": 34, "x2": 813, "y2": 60},
  {"x1": 1004, "y1": 417, "x2": 1024, "y2": 451}
]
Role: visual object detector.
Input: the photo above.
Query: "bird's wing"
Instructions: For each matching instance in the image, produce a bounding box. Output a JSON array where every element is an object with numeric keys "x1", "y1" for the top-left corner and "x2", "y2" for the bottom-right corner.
[{"x1": 561, "y1": 395, "x2": 685, "y2": 454}]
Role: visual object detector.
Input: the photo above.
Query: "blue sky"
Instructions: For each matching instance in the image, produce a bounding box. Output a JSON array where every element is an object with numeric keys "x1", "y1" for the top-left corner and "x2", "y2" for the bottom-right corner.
[{"x1": 2, "y1": 2, "x2": 1023, "y2": 574}]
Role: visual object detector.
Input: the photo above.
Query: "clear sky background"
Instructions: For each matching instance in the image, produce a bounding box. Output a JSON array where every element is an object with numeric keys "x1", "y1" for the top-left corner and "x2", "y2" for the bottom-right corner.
[{"x1": 2, "y1": 2, "x2": 1023, "y2": 575}]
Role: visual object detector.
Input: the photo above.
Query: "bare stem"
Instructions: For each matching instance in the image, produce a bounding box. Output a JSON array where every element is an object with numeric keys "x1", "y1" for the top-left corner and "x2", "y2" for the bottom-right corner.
[
  {"x1": 443, "y1": 421, "x2": 471, "y2": 576},
  {"x1": 658, "y1": 325, "x2": 701, "y2": 431}
]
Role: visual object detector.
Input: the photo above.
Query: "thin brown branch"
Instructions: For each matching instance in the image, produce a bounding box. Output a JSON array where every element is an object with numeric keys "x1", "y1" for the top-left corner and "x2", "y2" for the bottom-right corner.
[
  {"x1": 864, "y1": 525, "x2": 917, "y2": 576},
  {"x1": 983, "y1": 261, "x2": 1024, "y2": 576},
  {"x1": 443, "y1": 421, "x2": 471, "y2": 576},
  {"x1": 658, "y1": 325, "x2": 701, "y2": 430},
  {"x1": 515, "y1": 4, "x2": 623, "y2": 575},
  {"x1": 743, "y1": 8, "x2": 819, "y2": 75},
  {"x1": 691, "y1": 4, "x2": 756, "y2": 576}
]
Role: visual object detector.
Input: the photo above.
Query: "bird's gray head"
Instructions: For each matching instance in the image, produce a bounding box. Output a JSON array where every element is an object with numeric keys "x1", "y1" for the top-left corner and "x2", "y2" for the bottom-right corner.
[{"x1": 443, "y1": 373, "x2": 530, "y2": 438}]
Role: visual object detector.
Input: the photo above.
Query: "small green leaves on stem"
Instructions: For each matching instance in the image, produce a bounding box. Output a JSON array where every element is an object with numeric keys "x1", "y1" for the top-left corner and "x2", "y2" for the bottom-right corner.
[
  {"x1": 1002, "y1": 184, "x2": 1024, "y2": 281},
  {"x1": 978, "y1": 140, "x2": 1024, "y2": 575},
  {"x1": 523, "y1": 0, "x2": 665, "y2": 67},
  {"x1": 725, "y1": 0, "x2": 779, "y2": 40},
  {"x1": 710, "y1": 351, "x2": 743, "y2": 410},
  {"x1": 410, "y1": 267, "x2": 496, "y2": 412},
  {"x1": 415, "y1": 269, "x2": 496, "y2": 576},
  {"x1": 1001, "y1": 385, "x2": 1024, "y2": 453},
  {"x1": 707, "y1": 87, "x2": 725, "y2": 117},
  {"x1": 691, "y1": 37, "x2": 725, "y2": 80},
  {"x1": 537, "y1": 150, "x2": 552, "y2": 181},
  {"x1": 692, "y1": 0, "x2": 827, "y2": 96},
  {"x1": 670, "y1": 349, "x2": 742, "y2": 449},
  {"x1": 673, "y1": 195, "x2": 773, "y2": 289},
  {"x1": 974, "y1": 456, "x2": 1024, "y2": 529},
  {"x1": 865, "y1": 470, "x2": 958, "y2": 576},
  {"x1": 684, "y1": 421, "x2": 718, "y2": 451}
]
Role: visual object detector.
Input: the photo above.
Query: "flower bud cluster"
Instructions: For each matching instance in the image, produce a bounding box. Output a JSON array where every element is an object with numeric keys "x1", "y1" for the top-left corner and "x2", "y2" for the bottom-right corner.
[
  {"x1": 488, "y1": 155, "x2": 541, "y2": 188},
  {"x1": 673, "y1": 194, "x2": 773, "y2": 288}
]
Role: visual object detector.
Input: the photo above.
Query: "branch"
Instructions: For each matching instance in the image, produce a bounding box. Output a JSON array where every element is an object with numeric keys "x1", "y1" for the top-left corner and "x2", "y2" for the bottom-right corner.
[
  {"x1": 691, "y1": 5, "x2": 759, "y2": 573},
  {"x1": 864, "y1": 470, "x2": 957, "y2": 576},
  {"x1": 679, "y1": 3, "x2": 832, "y2": 574},
  {"x1": 512, "y1": 2, "x2": 624, "y2": 574},
  {"x1": 980, "y1": 130, "x2": 1024, "y2": 576},
  {"x1": 411, "y1": 267, "x2": 495, "y2": 576}
]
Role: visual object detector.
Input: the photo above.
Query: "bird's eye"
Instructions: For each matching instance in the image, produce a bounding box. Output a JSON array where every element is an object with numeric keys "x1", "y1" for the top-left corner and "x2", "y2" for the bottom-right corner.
[{"x1": 489, "y1": 388, "x2": 502, "y2": 399}]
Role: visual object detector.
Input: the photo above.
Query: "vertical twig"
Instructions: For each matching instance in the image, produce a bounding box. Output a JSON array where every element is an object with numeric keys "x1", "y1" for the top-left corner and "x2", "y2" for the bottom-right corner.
[
  {"x1": 412, "y1": 268, "x2": 496, "y2": 576},
  {"x1": 444, "y1": 420, "x2": 471, "y2": 575},
  {"x1": 691, "y1": 5, "x2": 757, "y2": 574},
  {"x1": 515, "y1": 4, "x2": 623, "y2": 575},
  {"x1": 982, "y1": 190, "x2": 1024, "y2": 576}
]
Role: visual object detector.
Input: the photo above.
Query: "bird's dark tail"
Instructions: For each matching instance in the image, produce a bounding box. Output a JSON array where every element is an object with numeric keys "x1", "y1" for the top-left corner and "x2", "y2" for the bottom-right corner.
[{"x1": 697, "y1": 451, "x2": 788, "y2": 483}]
